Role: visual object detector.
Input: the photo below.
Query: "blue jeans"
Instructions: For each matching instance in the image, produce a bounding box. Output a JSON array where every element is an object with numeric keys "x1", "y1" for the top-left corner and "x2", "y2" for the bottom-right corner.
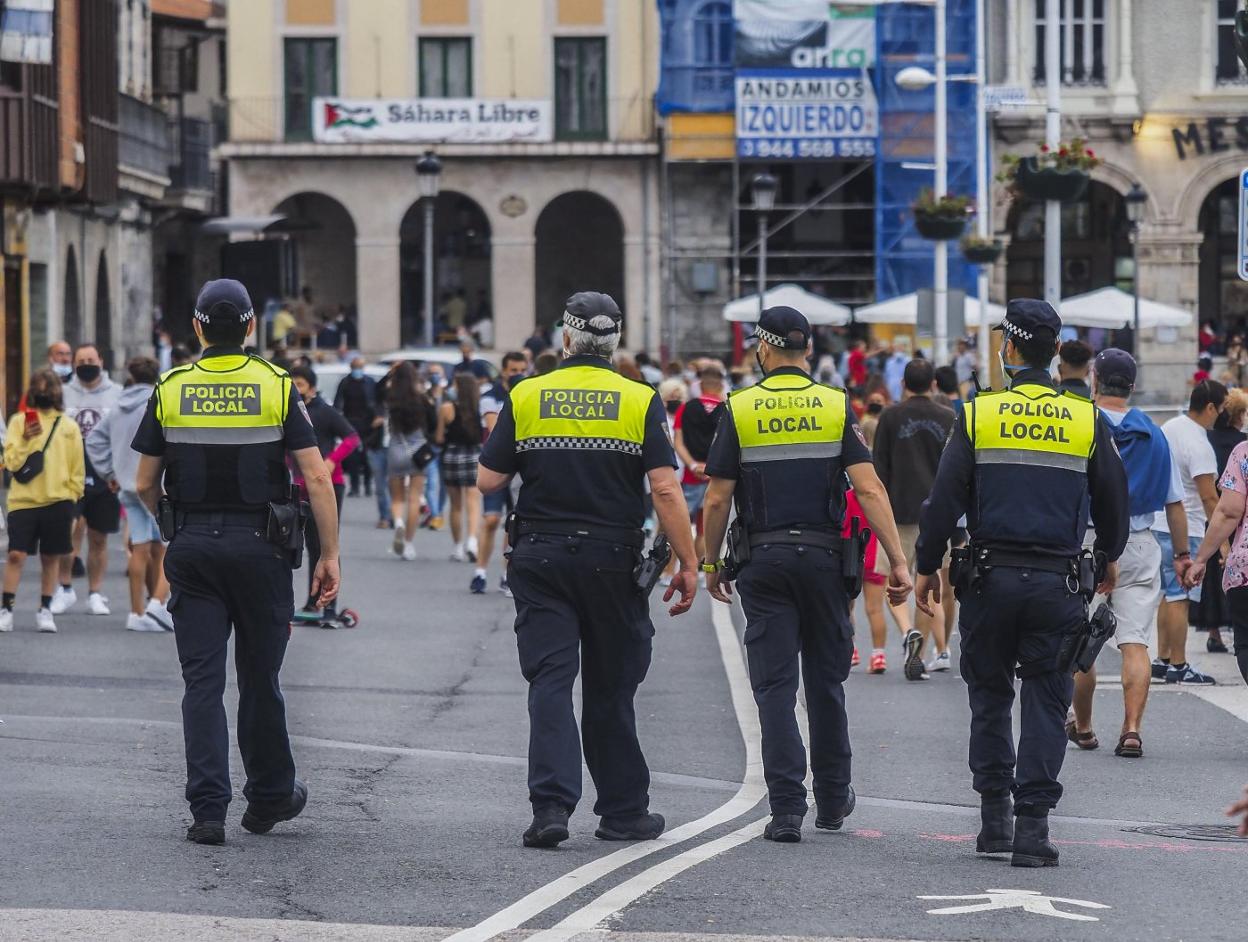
[
  {"x1": 367, "y1": 448, "x2": 391, "y2": 523},
  {"x1": 424, "y1": 446, "x2": 445, "y2": 516}
]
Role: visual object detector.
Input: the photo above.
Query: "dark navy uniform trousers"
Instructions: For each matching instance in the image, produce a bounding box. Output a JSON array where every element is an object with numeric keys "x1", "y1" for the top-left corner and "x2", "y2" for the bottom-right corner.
[
  {"x1": 736, "y1": 544, "x2": 854, "y2": 816},
  {"x1": 958, "y1": 565, "x2": 1081, "y2": 812},
  {"x1": 164, "y1": 517, "x2": 296, "y2": 822},
  {"x1": 507, "y1": 534, "x2": 654, "y2": 819}
]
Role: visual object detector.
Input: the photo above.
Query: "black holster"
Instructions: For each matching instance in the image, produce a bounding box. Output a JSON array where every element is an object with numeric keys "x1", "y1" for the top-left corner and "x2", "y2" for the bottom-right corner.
[
  {"x1": 633, "y1": 533, "x2": 671, "y2": 596},
  {"x1": 949, "y1": 545, "x2": 973, "y2": 598},
  {"x1": 841, "y1": 519, "x2": 870, "y2": 600},
  {"x1": 157, "y1": 496, "x2": 178, "y2": 543},
  {"x1": 267, "y1": 500, "x2": 308, "y2": 568},
  {"x1": 1056, "y1": 601, "x2": 1118, "y2": 674},
  {"x1": 723, "y1": 517, "x2": 751, "y2": 579}
]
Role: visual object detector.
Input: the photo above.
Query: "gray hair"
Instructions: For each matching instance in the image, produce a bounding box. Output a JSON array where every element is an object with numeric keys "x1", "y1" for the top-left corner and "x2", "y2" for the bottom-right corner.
[{"x1": 564, "y1": 315, "x2": 621, "y2": 358}]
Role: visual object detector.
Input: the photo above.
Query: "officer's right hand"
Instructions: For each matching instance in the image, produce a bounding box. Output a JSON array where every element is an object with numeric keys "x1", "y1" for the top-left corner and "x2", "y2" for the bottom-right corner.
[
  {"x1": 312, "y1": 557, "x2": 341, "y2": 606},
  {"x1": 664, "y1": 568, "x2": 698, "y2": 616},
  {"x1": 707, "y1": 570, "x2": 733, "y2": 605},
  {"x1": 913, "y1": 571, "x2": 938, "y2": 617},
  {"x1": 888, "y1": 563, "x2": 914, "y2": 608}
]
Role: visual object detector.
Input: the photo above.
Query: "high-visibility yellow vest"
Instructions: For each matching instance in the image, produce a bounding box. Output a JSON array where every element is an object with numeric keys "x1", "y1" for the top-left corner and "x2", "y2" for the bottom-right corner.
[
  {"x1": 511, "y1": 365, "x2": 653, "y2": 456},
  {"x1": 730, "y1": 372, "x2": 847, "y2": 464},
  {"x1": 155, "y1": 353, "x2": 290, "y2": 445},
  {"x1": 969, "y1": 383, "x2": 1097, "y2": 473}
]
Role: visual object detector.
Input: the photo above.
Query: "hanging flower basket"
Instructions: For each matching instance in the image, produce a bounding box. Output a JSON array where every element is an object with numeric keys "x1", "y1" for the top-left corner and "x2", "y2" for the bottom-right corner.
[
  {"x1": 959, "y1": 235, "x2": 1003, "y2": 265},
  {"x1": 912, "y1": 190, "x2": 972, "y2": 241},
  {"x1": 997, "y1": 138, "x2": 1100, "y2": 205}
]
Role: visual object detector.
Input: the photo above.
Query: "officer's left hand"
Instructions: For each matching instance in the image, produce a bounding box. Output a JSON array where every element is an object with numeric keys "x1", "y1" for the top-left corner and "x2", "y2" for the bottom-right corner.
[
  {"x1": 664, "y1": 568, "x2": 698, "y2": 616},
  {"x1": 707, "y1": 570, "x2": 733, "y2": 605},
  {"x1": 1096, "y1": 560, "x2": 1119, "y2": 596},
  {"x1": 913, "y1": 572, "x2": 938, "y2": 617}
]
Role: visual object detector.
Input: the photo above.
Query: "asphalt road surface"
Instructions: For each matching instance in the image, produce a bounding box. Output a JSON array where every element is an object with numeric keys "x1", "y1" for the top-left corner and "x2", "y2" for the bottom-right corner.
[{"x1": 3, "y1": 495, "x2": 1247, "y2": 942}]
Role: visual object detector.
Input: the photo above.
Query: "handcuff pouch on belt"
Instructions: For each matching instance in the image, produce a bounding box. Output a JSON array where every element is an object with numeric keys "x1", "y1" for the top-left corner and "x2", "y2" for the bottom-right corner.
[
  {"x1": 633, "y1": 533, "x2": 671, "y2": 595},
  {"x1": 266, "y1": 498, "x2": 308, "y2": 569},
  {"x1": 723, "y1": 517, "x2": 751, "y2": 579},
  {"x1": 842, "y1": 518, "x2": 871, "y2": 601},
  {"x1": 157, "y1": 496, "x2": 178, "y2": 543}
]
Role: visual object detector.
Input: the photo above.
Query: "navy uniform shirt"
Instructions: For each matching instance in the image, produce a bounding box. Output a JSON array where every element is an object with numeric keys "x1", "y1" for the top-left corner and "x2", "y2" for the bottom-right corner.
[
  {"x1": 479, "y1": 355, "x2": 676, "y2": 530},
  {"x1": 704, "y1": 366, "x2": 873, "y2": 531}
]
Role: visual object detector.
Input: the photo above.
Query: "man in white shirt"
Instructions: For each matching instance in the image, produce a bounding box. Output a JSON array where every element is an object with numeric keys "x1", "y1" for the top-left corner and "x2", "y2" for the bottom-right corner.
[{"x1": 1151, "y1": 380, "x2": 1226, "y2": 686}]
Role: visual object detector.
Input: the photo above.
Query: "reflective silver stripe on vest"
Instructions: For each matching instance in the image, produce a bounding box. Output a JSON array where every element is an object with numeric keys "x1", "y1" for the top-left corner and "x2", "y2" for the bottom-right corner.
[
  {"x1": 164, "y1": 426, "x2": 284, "y2": 445},
  {"x1": 740, "y1": 441, "x2": 843, "y2": 463},
  {"x1": 975, "y1": 448, "x2": 1089, "y2": 473}
]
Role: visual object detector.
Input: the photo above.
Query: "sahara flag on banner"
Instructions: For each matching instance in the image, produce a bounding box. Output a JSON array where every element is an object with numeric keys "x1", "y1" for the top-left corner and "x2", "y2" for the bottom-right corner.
[{"x1": 314, "y1": 98, "x2": 553, "y2": 144}]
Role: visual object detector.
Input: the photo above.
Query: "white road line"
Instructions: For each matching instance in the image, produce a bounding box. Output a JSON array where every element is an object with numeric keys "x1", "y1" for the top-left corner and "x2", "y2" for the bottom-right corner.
[
  {"x1": 440, "y1": 598, "x2": 766, "y2": 942},
  {"x1": 1184, "y1": 685, "x2": 1248, "y2": 725}
]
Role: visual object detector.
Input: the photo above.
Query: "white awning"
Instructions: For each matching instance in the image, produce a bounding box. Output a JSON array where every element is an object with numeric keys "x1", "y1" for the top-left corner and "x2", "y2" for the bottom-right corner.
[
  {"x1": 852, "y1": 292, "x2": 1007, "y2": 326},
  {"x1": 199, "y1": 214, "x2": 288, "y2": 235},
  {"x1": 722, "y1": 283, "x2": 852, "y2": 326},
  {"x1": 1058, "y1": 286, "x2": 1193, "y2": 329}
]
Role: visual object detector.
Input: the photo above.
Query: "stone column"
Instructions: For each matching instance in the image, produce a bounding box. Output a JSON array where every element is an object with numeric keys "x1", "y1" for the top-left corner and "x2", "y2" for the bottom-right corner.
[
  {"x1": 1135, "y1": 226, "x2": 1201, "y2": 404},
  {"x1": 355, "y1": 236, "x2": 401, "y2": 354},
  {"x1": 491, "y1": 235, "x2": 536, "y2": 352}
]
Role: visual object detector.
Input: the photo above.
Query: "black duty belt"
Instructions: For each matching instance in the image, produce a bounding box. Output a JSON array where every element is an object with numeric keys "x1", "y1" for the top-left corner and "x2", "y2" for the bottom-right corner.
[
  {"x1": 180, "y1": 508, "x2": 270, "y2": 527},
  {"x1": 749, "y1": 527, "x2": 841, "y2": 551},
  {"x1": 979, "y1": 549, "x2": 1075, "y2": 574},
  {"x1": 514, "y1": 518, "x2": 644, "y2": 549}
]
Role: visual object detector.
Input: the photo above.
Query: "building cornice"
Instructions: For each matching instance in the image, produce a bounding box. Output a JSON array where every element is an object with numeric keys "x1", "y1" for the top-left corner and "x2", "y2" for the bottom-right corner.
[{"x1": 216, "y1": 141, "x2": 660, "y2": 160}]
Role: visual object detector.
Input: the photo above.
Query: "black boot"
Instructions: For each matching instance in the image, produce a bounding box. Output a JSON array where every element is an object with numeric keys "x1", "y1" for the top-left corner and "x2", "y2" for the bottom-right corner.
[
  {"x1": 523, "y1": 804, "x2": 570, "y2": 848},
  {"x1": 815, "y1": 784, "x2": 856, "y2": 831},
  {"x1": 186, "y1": 820, "x2": 225, "y2": 845},
  {"x1": 976, "y1": 795, "x2": 1013, "y2": 854},
  {"x1": 241, "y1": 779, "x2": 308, "y2": 835},
  {"x1": 595, "y1": 812, "x2": 665, "y2": 841},
  {"x1": 1011, "y1": 812, "x2": 1059, "y2": 868},
  {"x1": 763, "y1": 813, "x2": 804, "y2": 843}
]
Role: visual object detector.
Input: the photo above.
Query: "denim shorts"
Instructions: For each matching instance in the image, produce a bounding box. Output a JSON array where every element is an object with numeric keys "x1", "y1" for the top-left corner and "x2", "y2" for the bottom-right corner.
[
  {"x1": 120, "y1": 490, "x2": 163, "y2": 545},
  {"x1": 682, "y1": 481, "x2": 708, "y2": 518},
  {"x1": 1155, "y1": 529, "x2": 1201, "y2": 603}
]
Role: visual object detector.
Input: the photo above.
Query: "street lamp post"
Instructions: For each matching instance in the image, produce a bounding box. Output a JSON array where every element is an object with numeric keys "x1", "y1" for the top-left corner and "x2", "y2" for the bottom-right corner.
[
  {"x1": 415, "y1": 150, "x2": 443, "y2": 348},
  {"x1": 1125, "y1": 182, "x2": 1148, "y2": 366},
  {"x1": 750, "y1": 171, "x2": 778, "y2": 322}
]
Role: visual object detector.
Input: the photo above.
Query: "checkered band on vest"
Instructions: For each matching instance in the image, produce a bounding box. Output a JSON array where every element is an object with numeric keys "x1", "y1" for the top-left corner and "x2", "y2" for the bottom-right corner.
[{"x1": 516, "y1": 435, "x2": 643, "y2": 456}]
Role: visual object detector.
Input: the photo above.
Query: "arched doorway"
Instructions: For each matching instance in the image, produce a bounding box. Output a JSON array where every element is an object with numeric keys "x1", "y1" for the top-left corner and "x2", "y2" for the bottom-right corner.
[
  {"x1": 95, "y1": 250, "x2": 113, "y2": 369},
  {"x1": 399, "y1": 191, "x2": 492, "y2": 346},
  {"x1": 1005, "y1": 180, "x2": 1129, "y2": 304},
  {"x1": 534, "y1": 191, "x2": 624, "y2": 340},
  {"x1": 63, "y1": 245, "x2": 82, "y2": 346},
  {"x1": 272, "y1": 192, "x2": 358, "y2": 340},
  {"x1": 1198, "y1": 177, "x2": 1247, "y2": 343}
]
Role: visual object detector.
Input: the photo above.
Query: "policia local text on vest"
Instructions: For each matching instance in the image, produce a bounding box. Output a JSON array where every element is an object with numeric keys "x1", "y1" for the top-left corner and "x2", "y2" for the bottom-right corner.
[
  {"x1": 133, "y1": 279, "x2": 343, "y2": 847},
  {"x1": 914, "y1": 299, "x2": 1129, "y2": 869},
  {"x1": 700, "y1": 305, "x2": 914, "y2": 845}
]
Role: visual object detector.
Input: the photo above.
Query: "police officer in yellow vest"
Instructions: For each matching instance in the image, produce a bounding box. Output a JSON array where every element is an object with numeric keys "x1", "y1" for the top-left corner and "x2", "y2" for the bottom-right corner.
[
  {"x1": 914, "y1": 299, "x2": 1128, "y2": 868},
  {"x1": 478, "y1": 292, "x2": 698, "y2": 849},
  {"x1": 701, "y1": 306, "x2": 913, "y2": 844},
  {"x1": 133, "y1": 279, "x2": 342, "y2": 846}
]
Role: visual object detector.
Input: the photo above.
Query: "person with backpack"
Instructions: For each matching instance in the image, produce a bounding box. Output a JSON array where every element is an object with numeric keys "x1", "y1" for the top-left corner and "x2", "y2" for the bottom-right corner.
[{"x1": 672, "y1": 364, "x2": 726, "y2": 564}]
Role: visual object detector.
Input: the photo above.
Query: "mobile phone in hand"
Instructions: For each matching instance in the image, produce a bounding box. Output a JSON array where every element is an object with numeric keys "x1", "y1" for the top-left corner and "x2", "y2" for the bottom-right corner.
[{"x1": 24, "y1": 408, "x2": 40, "y2": 435}]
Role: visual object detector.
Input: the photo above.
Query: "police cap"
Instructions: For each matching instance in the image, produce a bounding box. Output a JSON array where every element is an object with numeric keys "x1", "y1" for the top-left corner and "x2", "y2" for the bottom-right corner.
[
  {"x1": 755, "y1": 306, "x2": 811, "y2": 350},
  {"x1": 194, "y1": 279, "x2": 255, "y2": 326},
  {"x1": 1094, "y1": 347, "x2": 1136, "y2": 390},
  {"x1": 563, "y1": 292, "x2": 622, "y2": 336},
  {"x1": 994, "y1": 298, "x2": 1061, "y2": 344}
]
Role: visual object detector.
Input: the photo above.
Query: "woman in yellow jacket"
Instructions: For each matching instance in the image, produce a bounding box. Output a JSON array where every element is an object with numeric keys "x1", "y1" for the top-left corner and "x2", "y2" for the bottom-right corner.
[{"x1": 1, "y1": 369, "x2": 84, "y2": 632}]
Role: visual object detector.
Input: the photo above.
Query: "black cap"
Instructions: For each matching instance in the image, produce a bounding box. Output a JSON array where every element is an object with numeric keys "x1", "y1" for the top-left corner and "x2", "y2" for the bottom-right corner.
[
  {"x1": 1094, "y1": 347, "x2": 1136, "y2": 389},
  {"x1": 194, "y1": 279, "x2": 255, "y2": 325},
  {"x1": 993, "y1": 298, "x2": 1061, "y2": 344},
  {"x1": 755, "y1": 306, "x2": 811, "y2": 350},
  {"x1": 563, "y1": 291, "x2": 622, "y2": 336}
]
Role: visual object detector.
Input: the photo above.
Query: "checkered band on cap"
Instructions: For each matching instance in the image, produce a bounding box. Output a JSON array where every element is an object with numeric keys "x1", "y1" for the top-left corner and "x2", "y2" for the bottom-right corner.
[
  {"x1": 563, "y1": 310, "x2": 620, "y2": 335},
  {"x1": 194, "y1": 302, "x2": 255, "y2": 324},
  {"x1": 1000, "y1": 319, "x2": 1033, "y2": 342},
  {"x1": 755, "y1": 325, "x2": 800, "y2": 349}
]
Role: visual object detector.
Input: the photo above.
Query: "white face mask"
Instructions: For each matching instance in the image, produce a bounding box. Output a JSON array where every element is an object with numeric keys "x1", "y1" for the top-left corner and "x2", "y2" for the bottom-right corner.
[
  {"x1": 998, "y1": 350, "x2": 1026, "y2": 381},
  {"x1": 52, "y1": 363, "x2": 72, "y2": 379}
]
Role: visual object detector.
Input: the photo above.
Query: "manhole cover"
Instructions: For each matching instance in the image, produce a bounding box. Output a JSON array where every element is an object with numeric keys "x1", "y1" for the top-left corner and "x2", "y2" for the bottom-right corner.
[{"x1": 1123, "y1": 824, "x2": 1248, "y2": 843}]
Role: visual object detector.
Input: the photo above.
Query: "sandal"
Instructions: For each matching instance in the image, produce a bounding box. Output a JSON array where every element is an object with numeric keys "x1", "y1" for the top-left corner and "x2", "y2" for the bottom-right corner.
[
  {"x1": 1065, "y1": 718, "x2": 1099, "y2": 750},
  {"x1": 1114, "y1": 731, "x2": 1143, "y2": 758}
]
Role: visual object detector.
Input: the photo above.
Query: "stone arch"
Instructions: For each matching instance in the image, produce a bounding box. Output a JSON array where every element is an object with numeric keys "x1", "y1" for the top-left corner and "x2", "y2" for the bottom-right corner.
[
  {"x1": 1196, "y1": 174, "x2": 1245, "y2": 334},
  {"x1": 1178, "y1": 153, "x2": 1248, "y2": 231},
  {"x1": 398, "y1": 190, "x2": 492, "y2": 346},
  {"x1": 272, "y1": 191, "x2": 358, "y2": 336},
  {"x1": 63, "y1": 244, "x2": 82, "y2": 346},
  {"x1": 534, "y1": 190, "x2": 626, "y2": 338}
]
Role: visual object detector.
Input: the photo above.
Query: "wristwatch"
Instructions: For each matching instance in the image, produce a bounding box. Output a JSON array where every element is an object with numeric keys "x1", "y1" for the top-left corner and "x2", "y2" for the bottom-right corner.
[
  {"x1": 1174, "y1": 551, "x2": 1191, "y2": 560},
  {"x1": 699, "y1": 558, "x2": 725, "y2": 574}
]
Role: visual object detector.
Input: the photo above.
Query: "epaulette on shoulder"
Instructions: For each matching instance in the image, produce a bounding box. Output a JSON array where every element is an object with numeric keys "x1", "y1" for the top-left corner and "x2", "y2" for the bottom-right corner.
[
  {"x1": 248, "y1": 354, "x2": 289, "y2": 377},
  {"x1": 1058, "y1": 388, "x2": 1091, "y2": 403},
  {"x1": 156, "y1": 362, "x2": 195, "y2": 386},
  {"x1": 972, "y1": 387, "x2": 1007, "y2": 398}
]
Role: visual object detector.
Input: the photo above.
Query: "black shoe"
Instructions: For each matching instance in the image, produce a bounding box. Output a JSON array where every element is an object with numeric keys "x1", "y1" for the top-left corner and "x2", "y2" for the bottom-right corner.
[
  {"x1": 1011, "y1": 813, "x2": 1058, "y2": 868},
  {"x1": 241, "y1": 779, "x2": 308, "y2": 835},
  {"x1": 903, "y1": 629, "x2": 928, "y2": 681},
  {"x1": 71, "y1": 556, "x2": 85, "y2": 578},
  {"x1": 815, "y1": 784, "x2": 856, "y2": 831},
  {"x1": 763, "y1": 813, "x2": 804, "y2": 843},
  {"x1": 186, "y1": 820, "x2": 225, "y2": 845},
  {"x1": 522, "y1": 804, "x2": 570, "y2": 848},
  {"x1": 1150, "y1": 658, "x2": 1170, "y2": 680},
  {"x1": 976, "y1": 796, "x2": 1014, "y2": 854},
  {"x1": 1208, "y1": 634, "x2": 1229, "y2": 654},
  {"x1": 595, "y1": 812, "x2": 665, "y2": 841}
]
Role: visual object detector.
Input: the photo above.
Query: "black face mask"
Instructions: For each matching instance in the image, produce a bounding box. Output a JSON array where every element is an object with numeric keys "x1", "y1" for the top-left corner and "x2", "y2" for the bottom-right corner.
[
  {"x1": 75, "y1": 364, "x2": 101, "y2": 383},
  {"x1": 867, "y1": 402, "x2": 884, "y2": 415},
  {"x1": 32, "y1": 394, "x2": 55, "y2": 409},
  {"x1": 665, "y1": 399, "x2": 682, "y2": 415}
]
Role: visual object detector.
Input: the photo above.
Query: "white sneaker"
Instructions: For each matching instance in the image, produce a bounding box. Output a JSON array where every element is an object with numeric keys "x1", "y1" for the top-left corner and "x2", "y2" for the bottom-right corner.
[
  {"x1": 450, "y1": 544, "x2": 467, "y2": 562},
  {"x1": 126, "y1": 612, "x2": 165, "y2": 632},
  {"x1": 36, "y1": 608, "x2": 57, "y2": 632},
  {"x1": 392, "y1": 517, "x2": 404, "y2": 555},
  {"x1": 465, "y1": 536, "x2": 479, "y2": 562},
  {"x1": 87, "y1": 592, "x2": 110, "y2": 616},
  {"x1": 0, "y1": 608, "x2": 12, "y2": 632},
  {"x1": 928, "y1": 651, "x2": 952, "y2": 673},
  {"x1": 49, "y1": 586, "x2": 76, "y2": 615},
  {"x1": 402, "y1": 541, "x2": 417, "y2": 561},
  {"x1": 144, "y1": 598, "x2": 174, "y2": 631}
]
